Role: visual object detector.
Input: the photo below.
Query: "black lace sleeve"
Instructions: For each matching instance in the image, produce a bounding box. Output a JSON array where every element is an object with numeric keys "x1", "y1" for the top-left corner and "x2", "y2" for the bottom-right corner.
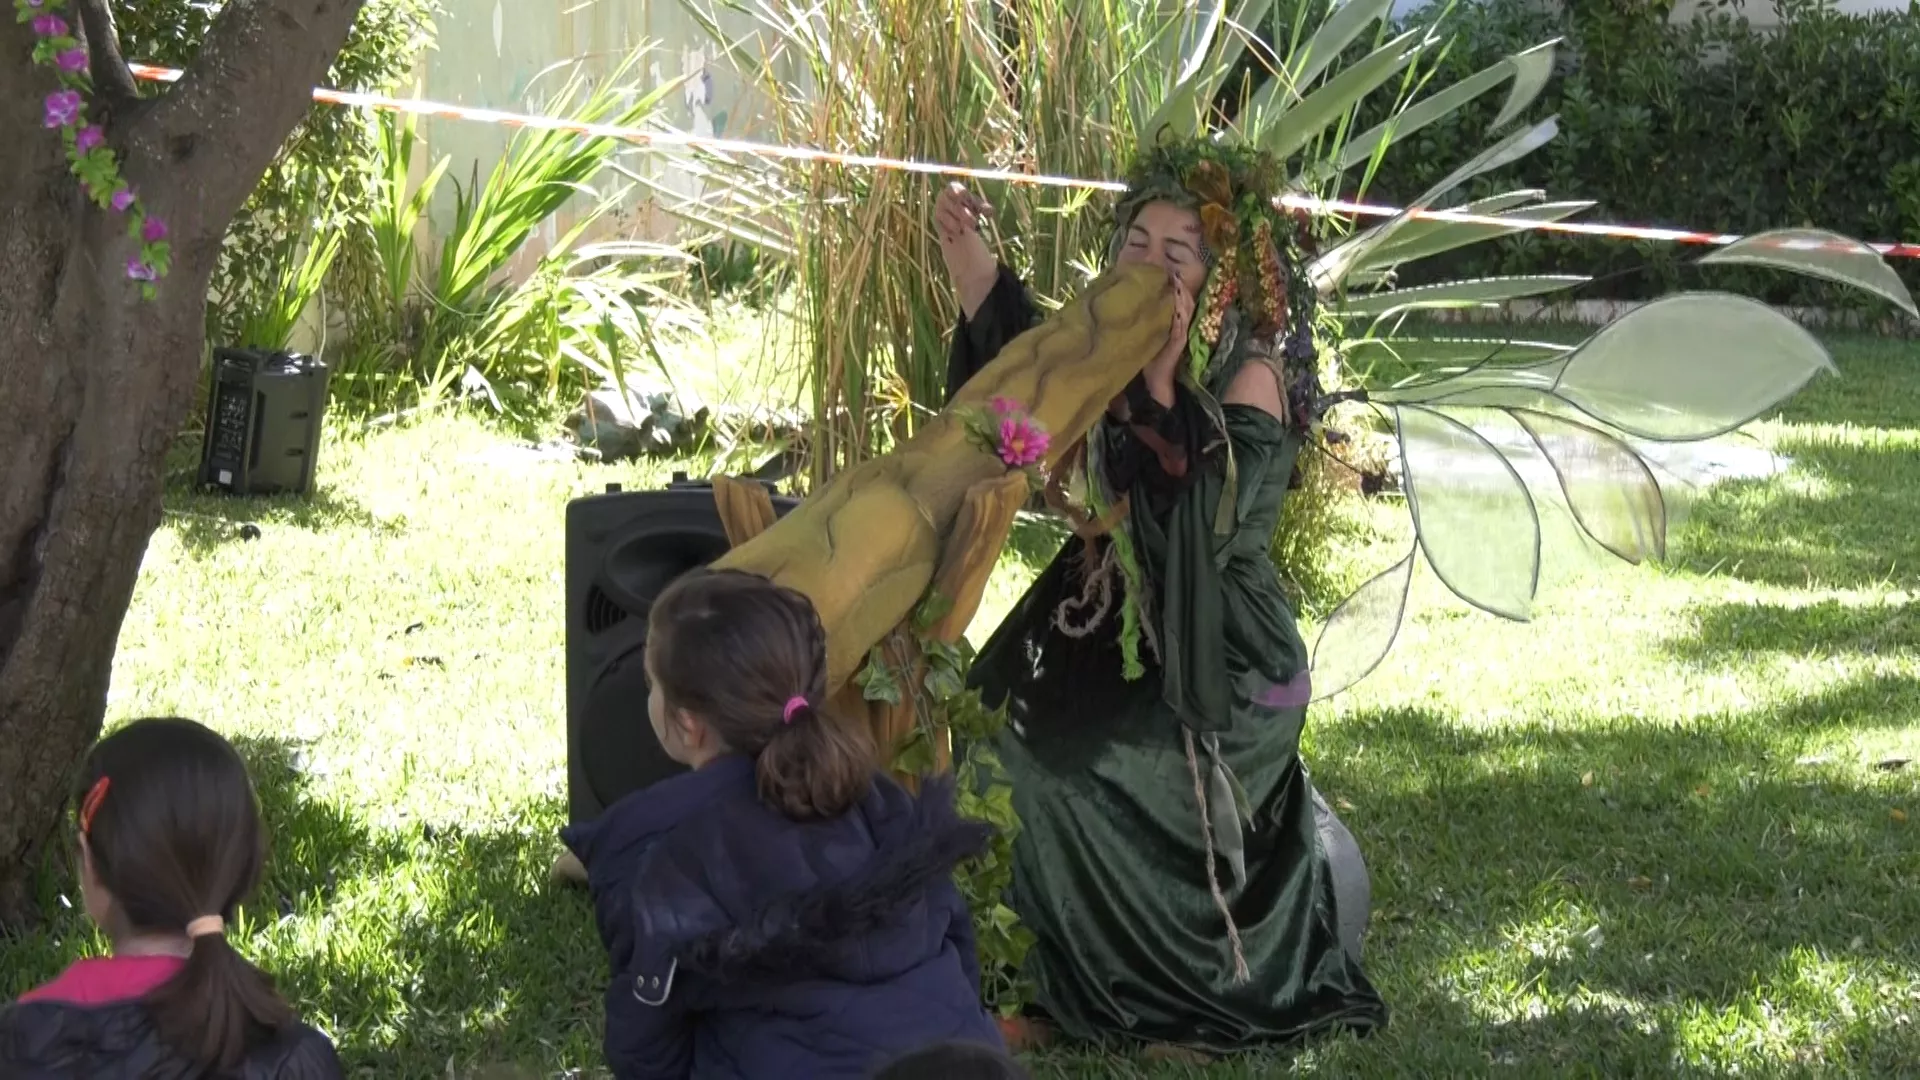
[
  {"x1": 1103, "y1": 380, "x2": 1214, "y2": 517},
  {"x1": 944, "y1": 265, "x2": 1041, "y2": 404}
]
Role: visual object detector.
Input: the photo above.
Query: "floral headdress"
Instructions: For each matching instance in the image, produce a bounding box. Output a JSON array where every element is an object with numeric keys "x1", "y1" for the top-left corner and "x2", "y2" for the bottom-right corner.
[{"x1": 1105, "y1": 136, "x2": 1321, "y2": 398}]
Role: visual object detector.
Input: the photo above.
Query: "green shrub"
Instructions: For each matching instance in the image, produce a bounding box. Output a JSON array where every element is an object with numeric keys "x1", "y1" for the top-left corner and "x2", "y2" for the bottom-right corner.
[{"x1": 1362, "y1": 0, "x2": 1920, "y2": 309}]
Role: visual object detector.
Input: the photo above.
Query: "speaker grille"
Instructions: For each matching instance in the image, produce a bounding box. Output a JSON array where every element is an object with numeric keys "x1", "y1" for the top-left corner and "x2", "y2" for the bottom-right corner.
[{"x1": 584, "y1": 583, "x2": 631, "y2": 635}]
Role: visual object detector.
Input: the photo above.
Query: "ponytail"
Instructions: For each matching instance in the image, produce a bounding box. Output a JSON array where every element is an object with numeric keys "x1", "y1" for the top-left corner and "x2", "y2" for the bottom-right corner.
[
  {"x1": 69, "y1": 718, "x2": 304, "y2": 1072},
  {"x1": 649, "y1": 570, "x2": 880, "y2": 820},
  {"x1": 145, "y1": 928, "x2": 297, "y2": 1071},
  {"x1": 755, "y1": 698, "x2": 876, "y2": 820}
]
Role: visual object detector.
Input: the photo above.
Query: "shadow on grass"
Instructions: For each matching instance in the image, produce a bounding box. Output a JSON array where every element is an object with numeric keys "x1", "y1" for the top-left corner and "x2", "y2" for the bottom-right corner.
[
  {"x1": 1024, "y1": 997, "x2": 1693, "y2": 1078},
  {"x1": 154, "y1": 431, "x2": 387, "y2": 556},
  {"x1": 1668, "y1": 598, "x2": 1920, "y2": 662},
  {"x1": 1676, "y1": 433, "x2": 1918, "y2": 591},
  {"x1": 243, "y1": 754, "x2": 603, "y2": 1073},
  {"x1": 1297, "y1": 696, "x2": 1920, "y2": 1075}
]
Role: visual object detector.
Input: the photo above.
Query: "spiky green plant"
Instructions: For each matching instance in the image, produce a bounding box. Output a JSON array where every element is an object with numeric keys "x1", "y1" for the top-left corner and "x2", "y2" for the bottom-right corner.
[{"x1": 332, "y1": 49, "x2": 703, "y2": 422}]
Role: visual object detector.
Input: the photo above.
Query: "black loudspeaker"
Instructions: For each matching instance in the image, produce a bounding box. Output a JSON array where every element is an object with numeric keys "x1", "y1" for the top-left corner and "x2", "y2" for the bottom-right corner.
[
  {"x1": 565, "y1": 476, "x2": 800, "y2": 825},
  {"x1": 198, "y1": 349, "x2": 330, "y2": 496}
]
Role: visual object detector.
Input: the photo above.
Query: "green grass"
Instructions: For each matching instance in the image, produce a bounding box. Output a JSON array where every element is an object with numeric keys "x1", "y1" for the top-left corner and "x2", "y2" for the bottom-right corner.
[{"x1": 4, "y1": 334, "x2": 1917, "y2": 1077}]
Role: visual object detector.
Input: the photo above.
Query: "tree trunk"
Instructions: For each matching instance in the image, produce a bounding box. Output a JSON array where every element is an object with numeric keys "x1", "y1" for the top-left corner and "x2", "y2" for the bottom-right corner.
[{"x1": 0, "y1": 0, "x2": 367, "y2": 926}]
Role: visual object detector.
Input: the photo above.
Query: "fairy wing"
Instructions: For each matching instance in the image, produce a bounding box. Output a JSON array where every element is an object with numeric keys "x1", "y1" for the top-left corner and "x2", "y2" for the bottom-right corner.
[{"x1": 1307, "y1": 234, "x2": 1915, "y2": 702}]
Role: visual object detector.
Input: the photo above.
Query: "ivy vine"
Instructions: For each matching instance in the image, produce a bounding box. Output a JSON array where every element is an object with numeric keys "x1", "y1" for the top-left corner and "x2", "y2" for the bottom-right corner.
[
  {"x1": 17, "y1": 0, "x2": 171, "y2": 298},
  {"x1": 857, "y1": 590, "x2": 1036, "y2": 1016}
]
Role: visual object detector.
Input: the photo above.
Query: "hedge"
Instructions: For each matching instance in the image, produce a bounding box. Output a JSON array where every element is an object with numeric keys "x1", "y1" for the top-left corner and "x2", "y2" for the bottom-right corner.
[{"x1": 1360, "y1": 0, "x2": 1920, "y2": 311}]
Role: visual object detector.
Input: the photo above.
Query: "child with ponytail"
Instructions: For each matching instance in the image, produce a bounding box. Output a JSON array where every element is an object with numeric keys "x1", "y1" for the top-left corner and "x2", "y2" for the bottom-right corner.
[
  {"x1": 1, "y1": 717, "x2": 341, "y2": 1078},
  {"x1": 561, "y1": 569, "x2": 1005, "y2": 1079}
]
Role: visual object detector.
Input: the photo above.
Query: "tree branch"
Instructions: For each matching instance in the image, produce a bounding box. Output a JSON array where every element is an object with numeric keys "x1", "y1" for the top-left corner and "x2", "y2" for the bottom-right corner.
[
  {"x1": 132, "y1": 0, "x2": 367, "y2": 253},
  {"x1": 73, "y1": 0, "x2": 140, "y2": 109}
]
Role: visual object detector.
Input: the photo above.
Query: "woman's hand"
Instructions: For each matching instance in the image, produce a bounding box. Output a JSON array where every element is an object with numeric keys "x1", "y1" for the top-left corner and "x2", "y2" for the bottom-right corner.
[
  {"x1": 935, "y1": 182, "x2": 997, "y2": 320},
  {"x1": 1141, "y1": 278, "x2": 1194, "y2": 408}
]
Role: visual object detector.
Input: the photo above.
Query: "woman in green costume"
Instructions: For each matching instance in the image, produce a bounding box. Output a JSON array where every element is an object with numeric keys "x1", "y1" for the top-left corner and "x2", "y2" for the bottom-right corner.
[{"x1": 936, "y1": 137, "x2": 1386, "y2": 1050}]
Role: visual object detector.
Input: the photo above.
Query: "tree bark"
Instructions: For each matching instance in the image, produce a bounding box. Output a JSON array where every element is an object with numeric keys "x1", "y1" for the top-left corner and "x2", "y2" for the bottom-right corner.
[{"x1": 0, "y1": 0, "x2": 367, "y2": 926}]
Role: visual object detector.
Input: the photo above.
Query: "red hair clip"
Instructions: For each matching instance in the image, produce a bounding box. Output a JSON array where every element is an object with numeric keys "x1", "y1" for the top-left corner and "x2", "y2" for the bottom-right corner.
[{"x1": 78, "y1": 776, "x2": 110, "y2": 835}]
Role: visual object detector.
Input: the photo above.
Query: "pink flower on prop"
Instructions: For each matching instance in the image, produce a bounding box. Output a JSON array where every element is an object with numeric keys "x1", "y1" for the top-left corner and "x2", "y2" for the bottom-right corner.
[
  {"x1": 141, "y1": 217, "x2": 168, "y2": 244},
  {"x1": 997, "y1": 415, "x2": 1049, "y2": 469},
  {"x1": 43, "y1": 91, "x2": 82, "y2": 129},
  {"x1": 989, "y1": 396, "x2": 1020, "y2": 415},
  {"x1": 125, "y1": 258, "x2": 158, "y2": 282},
  {"x1": 56, "y1": 48, "x2": 88, "y2": 74},
  {"x1": 75, "y1": 125, "x2": 104, "y2": 153},
  {"x1": 111, "y1": 188, "x2": 136, "y2": 212},
  {"x1": 31, "y1": 15, "x2": 67, "y2": 37}
]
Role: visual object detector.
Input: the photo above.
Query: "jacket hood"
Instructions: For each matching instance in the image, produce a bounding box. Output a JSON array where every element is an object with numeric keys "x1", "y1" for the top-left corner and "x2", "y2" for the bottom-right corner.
[
  {"x1": 608, "y1": 765, "x2": 991, "y2": 990},
  {"x1": 676, "y1": 773, "x2": 991, "y2": 984}
]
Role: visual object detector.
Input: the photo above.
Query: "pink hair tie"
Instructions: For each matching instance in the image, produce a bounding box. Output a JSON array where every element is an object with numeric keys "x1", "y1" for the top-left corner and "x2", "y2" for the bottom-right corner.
[{"x1": 782, "y1": 696, "x2": 810, "y2": 724}]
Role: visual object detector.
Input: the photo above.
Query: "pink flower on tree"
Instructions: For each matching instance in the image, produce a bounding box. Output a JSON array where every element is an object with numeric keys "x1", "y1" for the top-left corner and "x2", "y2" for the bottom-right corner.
[
  {"x1": 141, "y1": 217, "x2": 168, "y2": 244},
  {"x1": 31, "y1": 15, "x2": 67, "y2": 37},
  {"x1": 56, "y1": 48, "x2": 88, "y2": 74},
  {"x1": 997, "y1": 414, "x2": 1050, "y2": 469},
  {"x1": 111, "y1": 188, "x2": 136, "y2": 213},
  {"x1": 74, "y1": 125, "x2": 104, "y2": 153},
  {"x1": 43, "y1": 91, "x2": 82, "y2": 129},
  {"x1": 125, "y1": 258, "x2": 158, "y2": 282}
]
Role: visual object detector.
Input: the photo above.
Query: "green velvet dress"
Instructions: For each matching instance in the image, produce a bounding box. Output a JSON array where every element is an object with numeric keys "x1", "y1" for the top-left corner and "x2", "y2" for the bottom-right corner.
[{"x1": 948, "y1": 268, "x2": 1386, "y2": 1050}]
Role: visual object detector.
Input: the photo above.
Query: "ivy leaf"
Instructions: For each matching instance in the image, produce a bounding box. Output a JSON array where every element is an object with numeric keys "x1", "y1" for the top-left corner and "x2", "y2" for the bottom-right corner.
[
  {"x1": 855, "y1": 646, "x2": 902, "y2": 706},
  {"x1": 890, "y1": 728, "x2": 936, "y2": 774},
  {"x1": 912, "y1": 590, "x2": 955, "y2": 633},
  {"x1": 921, "y1": 638, "x2": 968, "y2": 700},
  {"x1": 923, "y1": 664, "x2": 963, "y2": 703}
]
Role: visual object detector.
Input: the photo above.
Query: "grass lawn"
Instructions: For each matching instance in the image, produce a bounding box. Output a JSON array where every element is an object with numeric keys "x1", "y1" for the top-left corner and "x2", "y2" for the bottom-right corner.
[{"x1": 3, "y1": 332, "x2": 1917, "y2": 1077}]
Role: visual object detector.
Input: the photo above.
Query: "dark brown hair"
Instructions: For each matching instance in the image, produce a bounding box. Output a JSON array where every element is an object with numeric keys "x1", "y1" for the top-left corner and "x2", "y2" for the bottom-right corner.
[
  {"x1": 648, "y1": 569, "x2": 876, "y2": 819},
  {"x1": 74, "y1": 717, "x2": 297, "y2": 1070}
]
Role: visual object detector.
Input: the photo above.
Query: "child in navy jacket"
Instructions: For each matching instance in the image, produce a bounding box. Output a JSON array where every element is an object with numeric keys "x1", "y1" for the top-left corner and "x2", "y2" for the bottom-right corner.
[{"x1": 561, "y1": 569, "x2": 1005, "y2": 1079}]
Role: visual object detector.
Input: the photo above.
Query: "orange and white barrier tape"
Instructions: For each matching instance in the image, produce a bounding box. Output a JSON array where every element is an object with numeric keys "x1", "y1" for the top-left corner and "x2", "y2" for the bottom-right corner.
[{"x1": 128, "y1": 63, "x2": 1920, "y2": 260}]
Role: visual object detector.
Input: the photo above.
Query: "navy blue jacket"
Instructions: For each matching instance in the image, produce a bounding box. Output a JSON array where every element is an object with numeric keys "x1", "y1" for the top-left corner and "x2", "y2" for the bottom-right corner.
[
  {"x1": 0, "y1": 1000, "x2": 341, "y2": 1078},
  {"x1": 561, "y1": 756, "x2": 1005, "y2": 1079}
]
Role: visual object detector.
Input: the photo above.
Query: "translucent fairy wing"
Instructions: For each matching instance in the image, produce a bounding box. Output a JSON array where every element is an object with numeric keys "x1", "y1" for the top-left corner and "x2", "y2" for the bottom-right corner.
[
  {"x1": 1374, "y1": 294, "x2": 1837, "y2": 441},
  {"x1": 1309, "y1": 549, "x2": 1415, "y2": 703},
  {"x1": 1702, "y1": 228, "x2": 1918, "y2": 320},
  {"x1": 1396, "y1": 404, "x2": 1542, "y2": 621},
  {"x1": 1511, "y1": 408, "x2": 1667, "y2": 564},
  {"x1": 1340, "y1": 335, "x2": 1572, "y2": 374},
  {"x1": 1550, "y1": 293, "x2": 1835, "y2": 441}
]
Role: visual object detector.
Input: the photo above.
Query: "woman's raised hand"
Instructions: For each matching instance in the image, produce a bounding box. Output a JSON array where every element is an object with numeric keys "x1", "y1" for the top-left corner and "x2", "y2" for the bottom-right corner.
[
  {"x1": 935, "y1": 182, "x2": 990, "y2": 244},
  {"x1": 935, "y1": 182, "x2": 997, "y2": 320},
  {"x1": 1141, "y1": 276, "x2": 1194, "y2": 408}
]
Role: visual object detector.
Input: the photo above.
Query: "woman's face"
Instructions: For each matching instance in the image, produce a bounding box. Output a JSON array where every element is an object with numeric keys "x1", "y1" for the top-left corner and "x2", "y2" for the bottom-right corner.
[{"x1": 1116, "y1": 200, "x2": 1209, "y2": 297}]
